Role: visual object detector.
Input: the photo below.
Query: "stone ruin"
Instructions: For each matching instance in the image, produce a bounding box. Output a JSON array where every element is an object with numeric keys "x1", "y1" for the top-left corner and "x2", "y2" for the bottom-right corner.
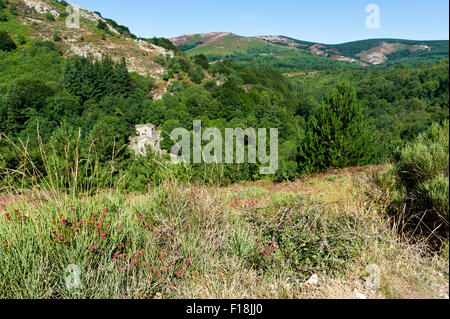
[{"x1": 129, "y1": 123, "x2": 163, "y2": 156}]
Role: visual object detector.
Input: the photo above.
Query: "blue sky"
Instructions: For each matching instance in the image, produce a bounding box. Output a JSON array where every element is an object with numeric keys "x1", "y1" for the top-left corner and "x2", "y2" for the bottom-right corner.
[{"x1": 71, "y1": 0, "x2": 449, "y2": 44}]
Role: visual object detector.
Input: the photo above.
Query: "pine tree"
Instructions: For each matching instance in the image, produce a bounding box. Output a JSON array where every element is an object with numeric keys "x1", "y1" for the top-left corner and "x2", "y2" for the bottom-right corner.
[
  {"x1": 298, "y1": 83, "x2": 380, "y2": 174},
  {"x1": 113, "y1": 57, "x2": 131, "y2": 97}
]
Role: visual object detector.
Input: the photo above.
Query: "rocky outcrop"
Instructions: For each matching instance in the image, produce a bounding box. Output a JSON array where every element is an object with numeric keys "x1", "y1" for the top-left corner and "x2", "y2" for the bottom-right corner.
[
  {"x1": 23, "y1": 0, "x2": 60, "y2": 18},
  {"x1": 170, "y1": 32, "x2": 236, "y2": 47},
  {"x1": 357, "y1": 42, "x2": 430, "y2": 65},
  {"x1": 253, "y1": 35, "x2": 301, "y2": 48}
]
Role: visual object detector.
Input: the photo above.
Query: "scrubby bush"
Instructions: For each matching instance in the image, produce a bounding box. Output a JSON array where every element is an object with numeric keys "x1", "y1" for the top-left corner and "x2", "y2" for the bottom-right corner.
[
  {"x1": 246, "y1": 198, "x2": 373, "y2": 278},
  {"x1": 97, "y1": 20, "x2": 108, "y2": 31},
  {"x1": 378, "y1": 121, "x2": 449, "y2": 244},
  {"x1": 17, "y1": 35, "x2": 26, "y2": 45},
  {"x1": 193, "y1": 54, "x2": 209, "y2": 70},
  {"x1": 53, "y1": 31, "x2": 61, "y2": 42},
  {"x1": 0, "y1": 11, "x2": 8, "y2": 22},
  {"x1": 0, "y1": 30, "x2": 16, "y2": 51},
  {"x1": 8, "y1": 3, "x2": 17, "y2": 15},
  {"x1": 45, "y1": 13, "x2": 55, "y2": 22}
]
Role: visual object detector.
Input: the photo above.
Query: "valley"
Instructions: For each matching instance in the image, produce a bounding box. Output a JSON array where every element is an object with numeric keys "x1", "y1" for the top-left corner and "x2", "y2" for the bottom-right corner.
[{"x1": 0, "y1": 0, "x2": 448, "y2": 300}]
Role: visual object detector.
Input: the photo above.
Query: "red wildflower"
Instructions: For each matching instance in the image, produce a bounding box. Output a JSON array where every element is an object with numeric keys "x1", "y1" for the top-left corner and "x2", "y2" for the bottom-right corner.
[{"x1": 116, "y1": 221, "x2": 125, "y2": 232}]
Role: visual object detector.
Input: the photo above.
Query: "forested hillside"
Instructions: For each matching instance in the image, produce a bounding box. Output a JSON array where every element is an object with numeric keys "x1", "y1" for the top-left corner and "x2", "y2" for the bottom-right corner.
[
  {"x1": 171, "y1": 33, "x2": 449, "y2": 70},
  {"x1": 1, "y1": 0, "x2": 449, "y2": 190},
  {"x1": 0, "y1": 0, "x2": 448, "y2": 300}
]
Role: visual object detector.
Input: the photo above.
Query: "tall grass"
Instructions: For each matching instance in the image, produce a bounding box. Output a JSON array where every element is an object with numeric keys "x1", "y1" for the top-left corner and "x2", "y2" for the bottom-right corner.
[
  {"x1": 0, "y1": 129, "x2": 126, "y2": 201},
  {"x1": 0, "y1": 131, "x2": 448, "y2": 299}
]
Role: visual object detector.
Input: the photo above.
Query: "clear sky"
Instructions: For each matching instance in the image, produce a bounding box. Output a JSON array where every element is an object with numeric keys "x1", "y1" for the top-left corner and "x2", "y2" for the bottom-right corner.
[{"x1": 71, "y1": 0, "x2": 449, "y2": 44}]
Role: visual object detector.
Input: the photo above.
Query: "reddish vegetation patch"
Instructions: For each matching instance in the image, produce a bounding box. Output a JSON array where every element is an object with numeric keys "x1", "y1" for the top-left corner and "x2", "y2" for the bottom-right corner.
[
  {"x1": 229, "y1": 198, "x2": 244, "y2": 209},
  {"x1": 0, "y1": 195, "x2": 18, "y2": 211},
  {"x1": 302, "y1": 165, "x2": 387, "y2": 181},
  {"x1": 229, "y1": 197, "x2": 267, "y2": 210},
  {"x1": 245, "y1": 199, "x2": 267, "y2": 209}
]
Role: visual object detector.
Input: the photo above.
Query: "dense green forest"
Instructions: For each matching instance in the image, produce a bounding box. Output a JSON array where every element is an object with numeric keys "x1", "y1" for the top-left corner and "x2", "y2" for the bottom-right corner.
[
  {"x1": 0, "y1": 0, "x2": 449, "y2": 192},
  {"x1": 285, "y1": 37, "x2": 450, "y2": 67},
  {"x1": 0, "y1": 1, "x2": 448, "y2": 299},
  {"x1": 1, "y1": 36, "x2": 448, "y2": 190},
  {"x1": 178, "y1": 33, "x2": 449, "y2": 71}
]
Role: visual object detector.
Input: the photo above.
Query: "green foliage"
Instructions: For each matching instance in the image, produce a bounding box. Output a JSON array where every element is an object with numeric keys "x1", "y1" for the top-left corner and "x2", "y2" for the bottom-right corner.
[
  {"x1": 193, "y1": 54, "x2": 209, "y2": 70},
  {"x1": 63, "y1": 56, "x2": 132, "y2": 102},
  {"x1": 17, "y1": 34, "x2": 26, "y2": 45},
  {"x1": 0, "y1": 11, "x2": 8, "y2": 22},
  {"x1": 45, "y1": 13, "x2": 55, "y2": 22},
  {"x1": 379, "y1": 121, "x2": 449, "y2": 243},
  {"x1": 188, "y1": 64, "x2": 204, "y2": 84},
  {"x1": 247, "y1": 198, "x2": 372, "y2": 277},
  {"x1": 0, "y1": 30, "x2": 16, "y2": 51},
  {"x1": 299, "y1": 83, "x2": 380, "y2": 174},
  {"x1": 0, "y1": 31, "x2": 448, "y2": 190},
  {"x1": 53, "y1": 31, "x2": 61, "y2": 42},
  {"x1": 8, "y1": 3, "x2": 16, "y2": 16},
  {"x1": 290, "y1": 59, "x2": 449, "y2": 153},
  {"x1": 90, "y1": 116, "x2": 133, "y2": 162},
  {"x1": 96, "y1": 20, "x2": 108, "y2": 31},
  {"x1": 105, "y1": 18, "x2": 135, "y2": 38},
  {"x1": 146, "y1": 37, "x2": 179, "y2": 52}
]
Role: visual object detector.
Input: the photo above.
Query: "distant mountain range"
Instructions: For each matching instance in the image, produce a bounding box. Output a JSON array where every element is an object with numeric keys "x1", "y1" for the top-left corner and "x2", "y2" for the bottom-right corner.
[
  {"x1": 5, "y1": 0, "x2": 449, "y2": 72},
  {"x1": 170, "y1": 33, "x2": 449, "y2": 69}
]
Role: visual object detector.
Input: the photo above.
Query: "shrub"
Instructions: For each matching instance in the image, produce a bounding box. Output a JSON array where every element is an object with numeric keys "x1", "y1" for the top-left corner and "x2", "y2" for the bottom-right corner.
[
  {"x1": 188, "y1": 65, "x2": 204, "y2": 84},
  {"x1": 0, "y1": 11, "x2": 8, "y2": 22},
  {"x1": 147, "y1": 37, "x2": 179, "y2": 52},
  {"x1": 53, "y1": 31, "x2": 61, "y2": 42},
  {"x1": 97, "y1": 20, "x2": 108, "y2": 31},
  {"x1": 8, "y1": 3, "x2": 16, "y2": 15},
  {"x1": 17, "y1": 35, "x2": 26, "y2": 45},
  {"x1": 246, "y1": 199, "x2": 371, "y2": 278},
  {"x1": 193, "y1": 54, "x2": 209, "y2": 70},
  {"x1": 379, "y1": 121, "x2": 449, "y2": 244},
  {"x1": 0, "y1": 30, "x2": 16, "y2": 51},
  {"x1": 46, "y1": 13, "x2": 55, "y2": 22}
]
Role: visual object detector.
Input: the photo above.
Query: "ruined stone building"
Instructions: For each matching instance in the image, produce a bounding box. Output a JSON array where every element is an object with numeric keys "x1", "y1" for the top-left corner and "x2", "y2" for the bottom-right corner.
[{"x1": 129, "y1": 123, "x2": 163, "y2": 155}]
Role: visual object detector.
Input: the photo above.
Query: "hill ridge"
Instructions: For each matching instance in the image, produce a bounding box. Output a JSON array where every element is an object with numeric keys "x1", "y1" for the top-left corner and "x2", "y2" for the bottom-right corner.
[{"x1": 170, "y1": 32, "x2": 449, "y2": 67}]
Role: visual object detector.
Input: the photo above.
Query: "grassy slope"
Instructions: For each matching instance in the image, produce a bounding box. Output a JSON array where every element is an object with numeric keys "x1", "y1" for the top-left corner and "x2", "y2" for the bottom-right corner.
[
  {"x1": 183, "y1": 34, "x2": 364, "y2": 71},
  {"x1": 185, "y1": 35, "x2": 279, "y2": 56},
  {"x1": 181, "y1": 33, "x2": 449, "y2": 69},
  {"x1": 0, "y1": 166, "x2": 448, "y2": 298}
]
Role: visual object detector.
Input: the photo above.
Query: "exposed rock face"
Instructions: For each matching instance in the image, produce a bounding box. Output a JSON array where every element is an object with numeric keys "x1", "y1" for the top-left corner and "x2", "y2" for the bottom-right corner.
[
  {"x1": 357, "y1": 42, "x2": 430, "y2": 65},
  {"x1": 23, "y1": 0, "x2": 60, "y2": 18},
  {"x1": 357, "y1": 42, "x2": 401, "y2": 65},
  {"x1": 253, "y1": 35, "x2": 300, "y2": 48},
  {"x1": 243, "y1": 35, "x2": 433, "y2": 66},
  {"x1": 129, "y1": 124, "x2": 163, "y2": 156},
  {"x1": 135, "y1": 39, "x2": 174, "y2": 58},
  {"x1": 65, "y1": 4, "x2": 120, "y2": 35},
  {"x1": 18, "y1": 0, "x2": 175, "y2": 97},
  {"x1": 23, "y1": 0, "x2": 120, "y2": 34},
  {"x1": 170, "y1": 32, "x2": 236, "y2": 47}
]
